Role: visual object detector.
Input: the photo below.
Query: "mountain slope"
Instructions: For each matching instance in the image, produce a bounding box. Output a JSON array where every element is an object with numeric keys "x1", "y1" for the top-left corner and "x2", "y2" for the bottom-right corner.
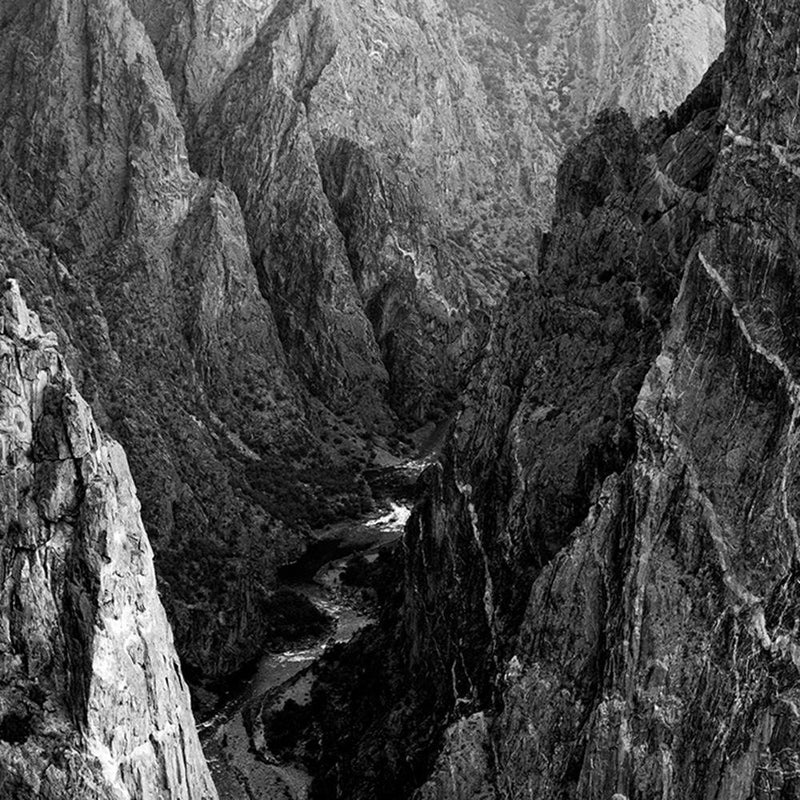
[
  {"x1": 0, "y1": 279, "x2": 215, "y2": 799},
  {"x1": 130, "y1": 0, "x2": 723, "y2": 422},
  {"x1": 0, "y1": 0, "x2": 355, "y2": 681}
]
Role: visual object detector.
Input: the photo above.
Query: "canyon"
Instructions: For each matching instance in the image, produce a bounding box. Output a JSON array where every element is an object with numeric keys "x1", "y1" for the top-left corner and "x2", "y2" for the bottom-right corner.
[
  {"x1": 9, "y1": 0, "x2": 794, "y2": 798},
  {"x1": 287, "y1": 2, "x2": 800, "y2": 799},
  {"x1": 0, "y1": 0, "x2": 722, "y2": 682}
]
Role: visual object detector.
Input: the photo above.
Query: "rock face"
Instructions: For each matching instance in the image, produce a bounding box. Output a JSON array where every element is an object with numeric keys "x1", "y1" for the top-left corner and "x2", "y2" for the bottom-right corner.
[
  {"x1": 509, "y1": 0, "x2": 725, "y2": 130},
  {"x1": 305, "y1": 74, "x2": 723, "y2": 798},
  {"x1": 484, "y1": 20, "x2": 800, "y2": 786},
  {"x1": 300, "y1": 1, "x2": 800, "y2": 797},
  {"x1": 0, "y1": 0, "x2": 371, "y2": 681},
  {"x1": 129, "y1": 0, "x2": 723, "y2": 422},
  {"x1": 193, "y1": 0, "x2": 392, "y2": 424},
  {"x1": 0, "y1": 279, "x2": 215, "y2": 799}
]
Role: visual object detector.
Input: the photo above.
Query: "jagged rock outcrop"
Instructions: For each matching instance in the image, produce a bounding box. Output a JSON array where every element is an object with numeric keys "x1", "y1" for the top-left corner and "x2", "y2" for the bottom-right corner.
[
  {"x1": 483, "y1": 4, "x2": 800, "y2": 792},
  {"x1": 0, "y1": 279, "x2": 215, "y2": 799},
  {"x1": 314, "y1": 136, "x2": 495, "y2": 420},
  {"x1": 193, "y1": 0, "x2": 393, "y2": 425},
  {"x1": 303, "y1": 1, "x2": 800, "y2": 798}
]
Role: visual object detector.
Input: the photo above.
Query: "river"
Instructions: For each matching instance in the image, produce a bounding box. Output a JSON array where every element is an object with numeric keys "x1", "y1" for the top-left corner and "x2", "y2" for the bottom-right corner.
[{"x1": 199, "y1": 445, "x2": 435, "y2": 800}]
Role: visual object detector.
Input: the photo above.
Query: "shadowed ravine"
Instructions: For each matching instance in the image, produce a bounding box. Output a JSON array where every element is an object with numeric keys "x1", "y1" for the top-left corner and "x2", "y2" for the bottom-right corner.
[{"x1": 197, "y1": 448, "x2": 438, "y2": 800}]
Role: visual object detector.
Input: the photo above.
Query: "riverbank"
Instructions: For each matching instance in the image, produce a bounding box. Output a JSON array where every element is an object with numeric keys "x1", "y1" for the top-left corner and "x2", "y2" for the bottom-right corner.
[
  {"x1": 199, "y1": 497, "x2": 413, "y2": 799},
  {"x1": 197, "y1": 419, "x2": 451, "y2": 798}
]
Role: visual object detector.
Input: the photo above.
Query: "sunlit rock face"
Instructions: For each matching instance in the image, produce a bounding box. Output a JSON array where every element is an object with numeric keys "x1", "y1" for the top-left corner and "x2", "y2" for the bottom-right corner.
[
  {"x1": 408, "y1": 1, "x2": 800, "y2": 796},
  {"x1": 0, "y1": 279, "x2": 216, "y2": 800},
  {"x1": 511, "y1": 0, "x2": 725, "y2": 125}
]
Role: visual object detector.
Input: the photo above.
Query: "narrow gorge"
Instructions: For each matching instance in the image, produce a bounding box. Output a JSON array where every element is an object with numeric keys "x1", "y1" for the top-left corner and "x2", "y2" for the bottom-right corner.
[{"x1": 5, "y1": 0, "x2": 796, "y2": 798}]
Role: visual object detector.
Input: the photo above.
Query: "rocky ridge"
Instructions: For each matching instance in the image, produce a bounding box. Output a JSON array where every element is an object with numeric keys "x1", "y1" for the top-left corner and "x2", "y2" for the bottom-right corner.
[
  {"x1": 193, "y1": 0, "x2": 393, "y2": 423},
  {"x1": 0, "y1": 279, "x2": 215, "y2": 799},
  {"x1": 131, "y1": 0, "x2": 724, "y2": 421}
]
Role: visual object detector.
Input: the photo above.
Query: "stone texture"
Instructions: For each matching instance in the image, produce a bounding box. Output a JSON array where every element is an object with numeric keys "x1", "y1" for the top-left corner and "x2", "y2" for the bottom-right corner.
[
  {"x1": 513, "y1": 0, "x2": 725, "y2": 130},
  {"x1": 0, "y1": 279, "x2": 216, "y2": 799},
  {"x1": 193, "y1": 0, "x2": 393, "y2": 425},
  {"x1": 301, "y1": 64, "x2": 723, "y2": 799},
  {"x1": 412, "y1": 713, "x2": 495, "y2": 800},
  {"x1": 309, "y1": 1, "x2": 800, "y2": 797}
]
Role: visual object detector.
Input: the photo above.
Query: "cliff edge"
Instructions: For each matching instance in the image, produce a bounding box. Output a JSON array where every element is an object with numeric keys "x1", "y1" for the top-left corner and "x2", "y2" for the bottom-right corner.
[{"x1": 0, "y1": 279, "x2": 216, "y2": 799}]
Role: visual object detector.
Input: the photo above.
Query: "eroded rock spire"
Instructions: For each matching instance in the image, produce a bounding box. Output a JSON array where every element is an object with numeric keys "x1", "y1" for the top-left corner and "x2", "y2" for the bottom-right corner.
[{"x1": 0, "y1": 279, "x2": 216, "y2": 799}]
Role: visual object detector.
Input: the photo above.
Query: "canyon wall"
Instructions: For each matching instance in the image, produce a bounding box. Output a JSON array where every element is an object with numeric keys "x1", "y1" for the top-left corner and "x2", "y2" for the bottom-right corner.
[
  {"x1": 0, "y1": 0, "x2": 724, "y2": 693},
  {"x1": 0, "y1": 0, "x2": 725, "y2": 692},
  {"x1": 304, "y1": 58, "x2": 724, "y2": 797},
  {"x1": 131, "y1": 0, "x2": 724, "y2": 422},
  {"x1": 0, "y1": 0, "x2": 366, "y2": 681},
  {"x1": 300, "y1": 1, "x2": 800, "y2": 797},
  {"x1": 0, "y1": 279, "x2": 215, "y2": 799}
]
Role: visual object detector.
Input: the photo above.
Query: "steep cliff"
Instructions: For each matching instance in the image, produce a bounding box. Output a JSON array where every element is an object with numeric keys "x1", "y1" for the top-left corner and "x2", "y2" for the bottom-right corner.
[
  {"x1": 263, "y1": 0, "x2": 800, "y2": 791},
  {"x1": 0, "y1": 279, "x2": 215, "y2": 799},
  {"x1": 129, "y1": 0, "x2": 723, "y2": 422},
  {"x1": 299, "y1": 67, "x2": 723, "y2": 796},
  {"x1": 481, "y1": 2, "x2": 800, "y2": 787},
  {"x1": 0, "y1": 0, "x2": 367, "y2": 681},
  {"x1": 193, "y1": 0, "x2": 393, "y2": 424},
  {"x1": 307, "y1": 0, "x2": 800, "y2": 797}
]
